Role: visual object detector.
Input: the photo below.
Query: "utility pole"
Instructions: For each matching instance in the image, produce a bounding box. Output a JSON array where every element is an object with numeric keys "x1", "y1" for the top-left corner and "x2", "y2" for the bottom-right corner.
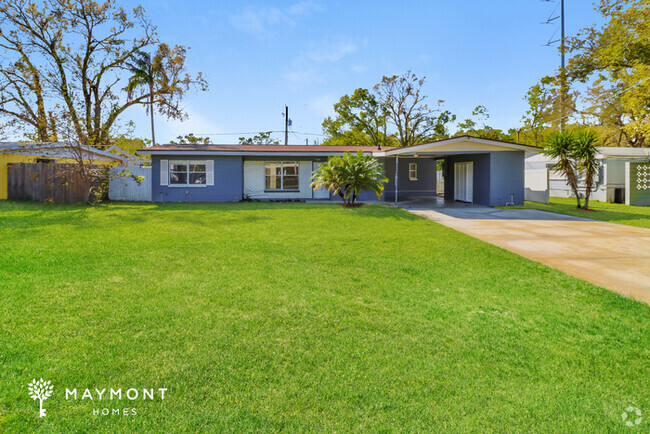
[
  {"x1": 284, "y1": 105, "x2": 289, "y2": 145},
  {"x1": 543, "y1": 0, "x2": 567, "y2": 132},
  {"x1": 559, "y1": 0, "x2": 566, "y2": 132}
]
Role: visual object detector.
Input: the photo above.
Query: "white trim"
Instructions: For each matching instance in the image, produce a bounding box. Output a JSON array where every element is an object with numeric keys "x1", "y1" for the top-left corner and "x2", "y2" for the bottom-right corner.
[
  {"x1": 168, "y1": 160, "x2": 208, "y2": 186},
  {"x1": 384, "y1": 136, "x2": 540, "y2": 156},
  {"x1": 206, "y1": 160, "x2": 214, "y2": 186},
  {"x1": 160, "y1": 160, "x2": 168, "y2": 186},
  {"x1": 140, "y1": 150, "x2": 372, "y2": 157},
  {"x1": 408, "y1": 162, "x2": 418, "y2": 181}
]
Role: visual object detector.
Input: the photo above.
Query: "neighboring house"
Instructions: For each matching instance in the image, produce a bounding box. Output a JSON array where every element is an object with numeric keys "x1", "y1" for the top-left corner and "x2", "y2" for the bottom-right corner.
[
  {"x1": 138, "y1": 136, "x2": 538, "y2": 206},
  {"x1": 526, "y1": 147, "x2": 650, "y2": 203},
  {"x1": 0, "y1": 142, "x2": 129, "y2": 200}
]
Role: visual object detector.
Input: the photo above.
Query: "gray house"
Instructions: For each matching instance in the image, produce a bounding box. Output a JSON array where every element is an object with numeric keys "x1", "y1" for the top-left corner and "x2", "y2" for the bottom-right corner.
[{"x1": 137, "y1": 136, "x2": 538, "y2": 206}]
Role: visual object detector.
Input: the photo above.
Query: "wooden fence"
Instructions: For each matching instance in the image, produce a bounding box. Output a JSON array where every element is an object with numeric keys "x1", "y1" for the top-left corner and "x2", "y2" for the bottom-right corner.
[{"x1": 7, "y1": 162, "x2": 105, "y2": 203}]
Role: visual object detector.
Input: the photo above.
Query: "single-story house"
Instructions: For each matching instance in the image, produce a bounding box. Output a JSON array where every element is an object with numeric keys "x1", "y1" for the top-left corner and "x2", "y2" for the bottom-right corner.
[
  {"x1": 137, "y1": 135, "x2": 539, "y2": 206},
  {"x1": 0, "y1": 142, "x2": 131, "y2": 200},
  {"x1": 525, "y1": 147, "x2": 650, "y2": 203}
]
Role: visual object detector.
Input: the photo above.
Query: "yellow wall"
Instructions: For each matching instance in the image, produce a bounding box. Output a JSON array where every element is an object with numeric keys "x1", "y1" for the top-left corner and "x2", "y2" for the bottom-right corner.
[{"x1": 0, "y1": 154, "x2": 118, "y2": 200}]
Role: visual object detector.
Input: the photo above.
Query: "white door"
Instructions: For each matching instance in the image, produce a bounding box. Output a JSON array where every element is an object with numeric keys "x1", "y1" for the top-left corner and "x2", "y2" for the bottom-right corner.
[
  {"x1": 454, "y1": 162, "x2": 473, "y2": 203},
  {"x1": 312, "y1": 162, "x2": 330, "y2": 199}
]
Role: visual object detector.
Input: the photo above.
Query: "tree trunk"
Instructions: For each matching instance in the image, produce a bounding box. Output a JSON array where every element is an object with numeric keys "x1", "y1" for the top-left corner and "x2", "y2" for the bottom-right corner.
[{"x1": 150, "y1": 84, "x2": 156, "y2": 146}]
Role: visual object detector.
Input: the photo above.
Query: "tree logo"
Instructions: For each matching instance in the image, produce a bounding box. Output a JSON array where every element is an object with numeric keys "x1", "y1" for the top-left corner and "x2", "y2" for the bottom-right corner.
[
  {"x1": 28, "y1": 378, "x2": 53, "y2": 418},
  {"x1": 621, "y1": 406, "x2": 642, "y2": 427}
]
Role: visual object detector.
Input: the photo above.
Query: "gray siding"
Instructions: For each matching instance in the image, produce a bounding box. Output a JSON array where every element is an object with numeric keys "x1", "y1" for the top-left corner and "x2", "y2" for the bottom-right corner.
[
  {"x1": 383, "y1": 157, "x2": 437, "y2": 201},
  {"x1": 489, "y1": 151, "x2": 524, "y2": 206},
  {"x1": 444, "y1": 154, "x2": 491, "y2": 206},
  {"x1": 151, "y1": 155, "x2": 243, "y2": 202}
]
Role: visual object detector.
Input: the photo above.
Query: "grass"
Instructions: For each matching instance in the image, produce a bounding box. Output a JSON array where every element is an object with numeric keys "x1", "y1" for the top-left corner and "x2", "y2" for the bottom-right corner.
[
  {"x1": 0, "y1": 200, "x2": 649, "y2": 432},
  {"x1": 506, "y1": 197, "x2": 650, "y2": 229}
]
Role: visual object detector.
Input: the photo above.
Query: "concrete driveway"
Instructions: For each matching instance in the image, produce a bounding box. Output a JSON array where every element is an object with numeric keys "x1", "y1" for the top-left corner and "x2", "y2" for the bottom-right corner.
[{"x1": 403, "y1": 203, "x2": 650, "y2": 305}]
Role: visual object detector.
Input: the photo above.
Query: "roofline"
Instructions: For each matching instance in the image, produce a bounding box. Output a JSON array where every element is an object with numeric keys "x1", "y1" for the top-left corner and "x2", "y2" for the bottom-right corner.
[
  {"x1": 0, "y1": 141, "x2": 128, "y2": 161},
  {"x1": 384, "y1": 135, "x2": 541, "y2": 156},
  {"x1": 138, "y1": 149, "x2": 386, "y2": 157}
]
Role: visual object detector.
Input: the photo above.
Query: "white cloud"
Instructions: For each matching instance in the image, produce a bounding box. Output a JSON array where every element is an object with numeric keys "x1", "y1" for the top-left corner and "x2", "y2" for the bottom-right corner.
[
  {"x1": 305, "y1": 39, "x2": 359, "y2": 63},
  {"x1": 283, "y1": 38, "x2": 362, "y2": 89},
  {"x1": 160, "y1": 105, "x2": 225, "y2": 143},
  {"x1": 351, "y1": 65, "x2": 367, "y2": 73},
  {"x1": 229, "y1": 1, "x2": 324, "y2": 38},
  {"x1": 286, "y1": 1, "x2": 324, "y2": 16},
  {"x1": 307, "y1": 94, "x2": 337, "y2": 119}
]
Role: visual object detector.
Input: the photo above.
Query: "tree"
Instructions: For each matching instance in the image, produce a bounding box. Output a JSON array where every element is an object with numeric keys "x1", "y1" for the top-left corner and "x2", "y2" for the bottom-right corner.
[
  {"x1": 322, "y1": 88, "x2": 394, "y2": 148},
  {"x1": 238, "y1": 131, "x2": 279, "y2": 145},
  {"x1": 0, "y1": 0, "x2": 206, "y2": 148},
  {"x1": 455, "y1": 105, "x2": 516, "y2": 142},
  {"x1": 563, "y1": 0, "x2": 650, "y2": 147},
  {"x1": 169, "y1": 133, "x2": 212, "y2": 145},
  {"x1": 310, "y1": 151, "x2": 387, "y2": 206},
  {"x1": 572, "y1": 130, "x2": 599, "y2": 209},
  {"x1": 543, "y1": 131, "x2": 582, "y2": 208},
  {"x1": 323, "y1": 71, "x2": 454, "y2": 148},
  {"x1": 374, "y1": 71, "x2": 454, "y2": 147},
  {"x1": 126, "y1": 51, "x2": 160, "y2": 146}
]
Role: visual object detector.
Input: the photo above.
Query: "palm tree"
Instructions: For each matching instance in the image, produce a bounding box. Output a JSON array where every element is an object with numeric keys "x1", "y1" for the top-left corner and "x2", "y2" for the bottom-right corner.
[
  {"x1": 572, "y1": 130, "x2": 599, "y2": 210},
  {"x1": 543, "y1": 131, "x2": 582, "y2": 208},
  {"x1": 126, "y1": 51, "x2": 161, "y2": 146},
  {"x1": 311, "y1": 151, "x2": 387, "y2": 206}
]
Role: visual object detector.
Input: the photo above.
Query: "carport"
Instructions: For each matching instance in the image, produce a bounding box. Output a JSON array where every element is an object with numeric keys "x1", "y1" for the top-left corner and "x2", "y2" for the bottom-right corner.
[{"x1": 382, "y1": 136, "x2": 540, "y2": 207}]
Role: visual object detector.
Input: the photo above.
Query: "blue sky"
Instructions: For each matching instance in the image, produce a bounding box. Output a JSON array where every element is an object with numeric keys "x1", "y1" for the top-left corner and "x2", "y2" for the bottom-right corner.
[{"x1": 130, "y1": 0, "x2": 604, "y2": 144}]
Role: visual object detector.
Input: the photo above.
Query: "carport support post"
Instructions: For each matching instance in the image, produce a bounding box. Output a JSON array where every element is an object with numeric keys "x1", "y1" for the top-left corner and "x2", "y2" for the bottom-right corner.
[{"x1": 394, "y1": 155, "x2": 399, "y2": 205}]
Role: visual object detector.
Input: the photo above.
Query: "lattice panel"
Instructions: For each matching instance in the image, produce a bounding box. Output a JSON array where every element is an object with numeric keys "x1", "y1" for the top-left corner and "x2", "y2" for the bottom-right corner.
[{"x1": 636, "y1": 164, "x2": 650, "y2": 191}]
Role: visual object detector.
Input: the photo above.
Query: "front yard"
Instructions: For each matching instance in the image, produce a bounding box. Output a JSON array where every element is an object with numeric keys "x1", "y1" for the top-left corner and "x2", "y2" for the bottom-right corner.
[
  {"x1": 512, "y1": 197, "x2": 650, "y2": 229},
  {"x1": 0, "y1": 201, "x2": 648, "y2": 432}
]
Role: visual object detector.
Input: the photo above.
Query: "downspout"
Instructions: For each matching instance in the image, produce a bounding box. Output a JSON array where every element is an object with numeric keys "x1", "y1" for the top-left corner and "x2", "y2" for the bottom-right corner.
[{"x1": 394, "y1": 155, "x2": 399, "y2": 205}]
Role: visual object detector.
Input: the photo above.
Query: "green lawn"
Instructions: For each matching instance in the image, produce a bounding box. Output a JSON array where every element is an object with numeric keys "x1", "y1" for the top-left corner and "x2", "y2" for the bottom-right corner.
[
  {"x1": 510, "y1": 197, "x2": 650, "y2": 229},
  {"x1": 1, "y1": 201, "x2": 648, "y2": 432}
]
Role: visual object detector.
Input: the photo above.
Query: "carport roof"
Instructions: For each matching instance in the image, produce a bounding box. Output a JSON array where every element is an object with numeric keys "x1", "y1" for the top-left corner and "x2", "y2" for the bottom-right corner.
[{"x1": 382, "y1": 135, "x2": 541, "y2": 156}]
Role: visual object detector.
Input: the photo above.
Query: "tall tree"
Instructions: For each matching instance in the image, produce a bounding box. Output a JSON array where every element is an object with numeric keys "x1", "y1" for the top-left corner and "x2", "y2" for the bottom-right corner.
[
  {"x1": 564, "y1": 0, "x2": 650, "y2": 147},
  {"x1": 374, "y1": 71, "x2": 454, "y2": 147},
  {"x1": 322, "y1": 88, "x2": 393, "y2": 148},
  {"x1": 0, "y1": 0, "x2": 206, "y2": 148},
  {"x1": 126, "y1": 51, "x2": 160, "y2": 146}
]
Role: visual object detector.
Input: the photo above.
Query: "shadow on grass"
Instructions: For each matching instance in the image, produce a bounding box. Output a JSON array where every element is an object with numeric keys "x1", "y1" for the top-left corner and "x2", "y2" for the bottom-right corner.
[
  {"x1": 520, "y1": 200, "x2": 650, "y2": 227},
  {"x1": 0, "y1": 199, "x2": 421, "y2": 231}
]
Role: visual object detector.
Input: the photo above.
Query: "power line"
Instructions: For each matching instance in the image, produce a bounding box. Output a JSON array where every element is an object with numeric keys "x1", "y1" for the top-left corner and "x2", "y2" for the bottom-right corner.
[{"x1": 193, "y1": 130, "x2": 326, "y2": 137}]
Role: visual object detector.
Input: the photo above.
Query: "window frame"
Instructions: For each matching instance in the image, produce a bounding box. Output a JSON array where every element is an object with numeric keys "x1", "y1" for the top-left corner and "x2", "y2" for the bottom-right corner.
[
  {"x1": 168, "y1": 160, "x2": 208, "y2": 187},
  {"x1": 408, "y1": 162, "x2": 418, "y2": 181},
  {"x1": 265, "y1": 161, "x2": 300, "y2": 192}
]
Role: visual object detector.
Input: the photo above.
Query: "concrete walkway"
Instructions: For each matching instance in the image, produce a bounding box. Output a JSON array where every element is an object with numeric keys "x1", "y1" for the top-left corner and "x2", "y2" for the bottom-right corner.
[{"x1": 403, "y1": 203, "x2": 650, "y2": 305}]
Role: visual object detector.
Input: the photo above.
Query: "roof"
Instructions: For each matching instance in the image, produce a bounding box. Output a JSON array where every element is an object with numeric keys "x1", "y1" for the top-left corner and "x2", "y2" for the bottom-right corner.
[
  {"x1": 0, "y1": 142, "x2": 128, "y2": 162},
  {"x1": 384, "y1": 135, "x2": 541, "y2": 156},
  {"x1": 137, "y1": 144, "x2": 395, "y2": 156}
]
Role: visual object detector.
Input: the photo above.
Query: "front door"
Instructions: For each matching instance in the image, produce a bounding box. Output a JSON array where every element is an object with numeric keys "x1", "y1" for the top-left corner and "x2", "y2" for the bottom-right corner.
[
  {"x1": 454, "y1": 162, "x2": 473, "y2": 203},
  {"x1": 312, "y1": 162, "x2": 330, "y2": 199}
]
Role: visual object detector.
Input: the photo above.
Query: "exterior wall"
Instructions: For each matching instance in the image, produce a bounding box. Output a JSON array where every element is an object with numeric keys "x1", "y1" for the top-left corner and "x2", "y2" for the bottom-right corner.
[
  {"x1": 444, "y1": 154, "x2": 491, "y2": 206},
  {"x1": 383, "y1": 157, "x2": 436, "y2": 201},
  {"x1": 489, "y1": 151, "x2": 525, "y2": 206},
  {"x1": 243, "y1": 159, "x2": 320, "y2": 200},
  {"x1": 526, "y1": 153, "x2": 630, "y2": 203},
  {"x1": 0, "y1": 153, "x2": 117, "y2": 200},
  {"x1": 151, "y1": 155, "x2": 243, "y2": 202}
]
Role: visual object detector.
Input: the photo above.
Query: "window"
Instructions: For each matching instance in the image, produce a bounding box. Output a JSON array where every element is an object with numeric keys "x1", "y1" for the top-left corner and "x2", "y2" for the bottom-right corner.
[
  {"x1": 169, "y1": 160, "x2": 207, "y2": 185},
  {"x1": 409, "y1": 163, "x2": 418, "y2": 181},
  {"x1": 265, "y1": 162, "x2": 299, "y2": 190}
]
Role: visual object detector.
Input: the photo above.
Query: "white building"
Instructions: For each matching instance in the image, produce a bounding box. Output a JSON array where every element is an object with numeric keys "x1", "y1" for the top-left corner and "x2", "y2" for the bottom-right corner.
[{"x1": 525, "y1": 147, "x2": 650, "y2": 203}]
